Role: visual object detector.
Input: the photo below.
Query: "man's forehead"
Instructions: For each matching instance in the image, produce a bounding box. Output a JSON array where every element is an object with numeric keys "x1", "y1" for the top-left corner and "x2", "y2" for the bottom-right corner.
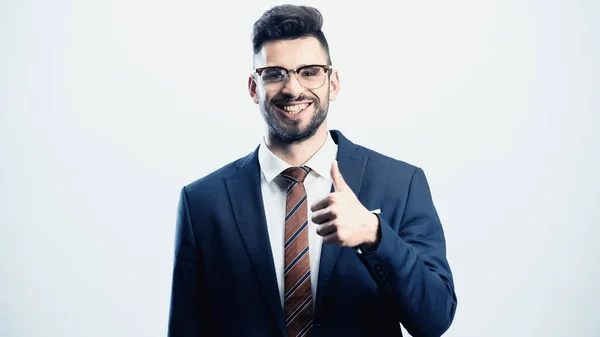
[{"x1": 254, "y1": 36, "x2": 327, "y2": 68}]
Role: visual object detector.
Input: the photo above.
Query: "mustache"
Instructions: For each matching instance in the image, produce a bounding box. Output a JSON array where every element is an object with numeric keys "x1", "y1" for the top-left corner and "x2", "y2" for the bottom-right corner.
[{"x1": 270, "y1": 95, "x2": 316, "y2": 105}]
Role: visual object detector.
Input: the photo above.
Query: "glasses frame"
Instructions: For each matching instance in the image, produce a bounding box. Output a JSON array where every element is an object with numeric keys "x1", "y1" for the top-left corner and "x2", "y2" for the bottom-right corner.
[{"x1": 254, "y1": 64, "x2": 332, "y2": 91}]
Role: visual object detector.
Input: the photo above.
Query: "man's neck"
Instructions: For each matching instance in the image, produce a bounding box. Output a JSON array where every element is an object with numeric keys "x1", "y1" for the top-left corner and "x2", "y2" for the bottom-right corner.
[{"x1": 264, "y1": 126, "x2": 328, "y2": 167}]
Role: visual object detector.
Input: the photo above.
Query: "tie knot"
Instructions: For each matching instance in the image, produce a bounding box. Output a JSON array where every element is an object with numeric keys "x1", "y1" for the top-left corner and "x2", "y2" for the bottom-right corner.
[{"x1": 281, "y1": 166, "x2": 311, "y2": 184}]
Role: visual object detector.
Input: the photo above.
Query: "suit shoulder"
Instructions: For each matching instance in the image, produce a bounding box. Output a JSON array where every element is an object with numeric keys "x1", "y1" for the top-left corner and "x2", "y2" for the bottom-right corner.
[
  {"x1": 357, "y1": 144, "x2": 419, "y2": 176},
  {"x1": 183, "y1": 150, "x2": 254, "y2": 196}
]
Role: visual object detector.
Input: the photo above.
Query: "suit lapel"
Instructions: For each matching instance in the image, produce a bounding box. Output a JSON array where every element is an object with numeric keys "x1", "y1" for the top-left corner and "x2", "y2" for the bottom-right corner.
[
  {"x1": 224, "y1": 149, "x2": 285, "y2": 336},
  {"x1": 315, "y1": 130, "x2": 370, "y2": 314}
]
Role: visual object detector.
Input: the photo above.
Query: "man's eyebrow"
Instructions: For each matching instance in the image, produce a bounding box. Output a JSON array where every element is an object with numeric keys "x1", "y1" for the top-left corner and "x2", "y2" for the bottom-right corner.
[{"x1": 262, "y1": 64, "x2": 323, "y2": 69}]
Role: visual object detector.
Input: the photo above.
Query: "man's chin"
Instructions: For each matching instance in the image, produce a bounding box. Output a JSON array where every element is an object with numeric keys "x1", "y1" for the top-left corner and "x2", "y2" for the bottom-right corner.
[
  {"x1": 270, "y1": 126, "x2": 315, "y2": 144},
  {"x1": 262, "y1": 103, "x2": 326, "y2": 143}
]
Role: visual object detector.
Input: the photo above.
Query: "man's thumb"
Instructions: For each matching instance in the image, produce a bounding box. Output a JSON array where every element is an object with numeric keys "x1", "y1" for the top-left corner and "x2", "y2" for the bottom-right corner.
[{"x1": 331, "y1": 160, "x2": 348, "y2": 192}]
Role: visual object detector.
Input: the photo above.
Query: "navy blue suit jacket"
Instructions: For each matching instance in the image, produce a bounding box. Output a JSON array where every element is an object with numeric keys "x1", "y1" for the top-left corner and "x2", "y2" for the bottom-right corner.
[{"x1": 168, "y1": 130, "x2": 457, "y2": 337}]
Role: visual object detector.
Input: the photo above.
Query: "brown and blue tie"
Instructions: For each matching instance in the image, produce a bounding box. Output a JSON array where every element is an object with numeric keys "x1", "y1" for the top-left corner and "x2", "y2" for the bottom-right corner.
[{"x1": 280, "y1": 166, "x2": 314, "y2": 337}]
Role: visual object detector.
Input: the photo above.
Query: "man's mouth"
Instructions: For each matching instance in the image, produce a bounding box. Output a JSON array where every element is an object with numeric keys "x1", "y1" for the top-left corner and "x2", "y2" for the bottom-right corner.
[{"x1": 273, "y1": 102, "x2": 313, "y2": 115}]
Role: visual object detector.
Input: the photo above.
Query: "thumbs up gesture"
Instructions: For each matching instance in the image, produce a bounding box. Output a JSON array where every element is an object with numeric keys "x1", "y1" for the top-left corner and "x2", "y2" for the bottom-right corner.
[{"x1": 311, "y1": 160, "x2": 380, "y2": 247}]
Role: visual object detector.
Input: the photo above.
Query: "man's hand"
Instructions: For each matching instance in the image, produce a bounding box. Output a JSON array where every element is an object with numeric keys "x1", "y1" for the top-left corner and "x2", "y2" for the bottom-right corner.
[{"x1": 311, "y1": 160, "x2": 380, "y2": 247}]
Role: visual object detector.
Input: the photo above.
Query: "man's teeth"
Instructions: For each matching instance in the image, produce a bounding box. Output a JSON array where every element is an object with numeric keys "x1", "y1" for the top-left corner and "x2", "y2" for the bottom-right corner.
[{"x1": 281, "y1": 104, "x2": 309, "y2": 113}]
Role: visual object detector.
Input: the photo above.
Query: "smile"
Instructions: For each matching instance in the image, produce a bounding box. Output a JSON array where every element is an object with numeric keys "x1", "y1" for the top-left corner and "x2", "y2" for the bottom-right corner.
[{"x1": 273, "y1": 102, "x2": 313, "y2": 115}]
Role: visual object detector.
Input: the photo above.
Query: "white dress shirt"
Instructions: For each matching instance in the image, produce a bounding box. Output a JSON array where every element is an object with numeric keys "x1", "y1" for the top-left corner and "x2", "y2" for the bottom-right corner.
[{"x1": 257, "y1": 132, "x2": 338, "y2": 307}]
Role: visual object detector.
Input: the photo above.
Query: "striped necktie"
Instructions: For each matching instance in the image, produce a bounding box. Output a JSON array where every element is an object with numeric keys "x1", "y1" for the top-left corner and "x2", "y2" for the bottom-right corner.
[{"x1": 280, "y1": 166, "x2": 314, "y2": 337}]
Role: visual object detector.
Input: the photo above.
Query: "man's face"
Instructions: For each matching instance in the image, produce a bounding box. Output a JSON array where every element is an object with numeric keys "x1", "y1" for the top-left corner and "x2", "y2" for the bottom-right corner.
[{"x1": 249, "y1": 37, "x2": 340, "y2": 144}]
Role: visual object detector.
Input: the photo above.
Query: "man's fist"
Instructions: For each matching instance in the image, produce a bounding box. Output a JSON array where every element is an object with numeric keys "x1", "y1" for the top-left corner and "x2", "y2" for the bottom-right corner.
[{"x1": 311, "y1": 160, "x2": 379, "y2": 247}]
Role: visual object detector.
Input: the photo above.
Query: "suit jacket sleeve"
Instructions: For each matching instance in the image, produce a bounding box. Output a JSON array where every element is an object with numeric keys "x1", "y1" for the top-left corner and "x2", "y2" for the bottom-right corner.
[
  {"x1": 168, "y1": 186, "x2": 207, "y2": 336},
  {"x1": 359, "y1": 168, "x2": 458, "y2": 337}
]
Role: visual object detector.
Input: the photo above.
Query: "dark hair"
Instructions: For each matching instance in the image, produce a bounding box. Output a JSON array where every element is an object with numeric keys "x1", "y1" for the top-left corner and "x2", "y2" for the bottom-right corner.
[{"x1": 252, "y1": 5, "x2": 332, "y2": 65}]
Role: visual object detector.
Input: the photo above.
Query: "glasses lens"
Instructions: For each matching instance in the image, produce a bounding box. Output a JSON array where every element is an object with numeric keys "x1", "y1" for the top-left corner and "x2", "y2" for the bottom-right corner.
[
  {"x1": 298, "y1": 66, "x2": 326, "y2": 89},
  {"x1": 261, "y1": 68, "x2": 287, "y2": 90}
]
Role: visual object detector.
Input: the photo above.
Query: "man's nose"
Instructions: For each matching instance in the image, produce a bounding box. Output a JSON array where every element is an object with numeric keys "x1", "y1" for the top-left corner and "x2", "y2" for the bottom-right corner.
[{"x1": 280, "y1": 71, "x2": 305, "y2": 97}]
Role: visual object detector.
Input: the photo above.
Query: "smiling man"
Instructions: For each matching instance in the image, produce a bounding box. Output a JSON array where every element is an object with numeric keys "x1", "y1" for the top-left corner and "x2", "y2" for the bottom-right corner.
[{"x1": 168, "y1": 5, "x2": 457, "y2": 337}]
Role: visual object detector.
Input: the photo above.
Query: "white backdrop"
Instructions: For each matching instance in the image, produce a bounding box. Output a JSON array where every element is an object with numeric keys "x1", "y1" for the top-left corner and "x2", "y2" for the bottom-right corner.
[{"x1": 1, "y1": 0, "x2": 599, "y2": 336}]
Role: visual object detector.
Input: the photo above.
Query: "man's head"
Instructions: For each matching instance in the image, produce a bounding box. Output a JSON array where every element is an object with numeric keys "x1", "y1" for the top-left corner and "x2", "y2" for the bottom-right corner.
[{"x1": 248, "y1": 5, "x2": 340, "y2": 144}]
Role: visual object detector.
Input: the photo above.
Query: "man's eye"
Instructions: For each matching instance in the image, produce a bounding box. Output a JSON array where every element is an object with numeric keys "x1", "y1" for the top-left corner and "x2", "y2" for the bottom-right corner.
[
  {"x1": 300, "y1": 67, "x2": 322, "y2": 77},
  {"x1": 263, "y1": 72, "x2": 285, "y2": 80}
]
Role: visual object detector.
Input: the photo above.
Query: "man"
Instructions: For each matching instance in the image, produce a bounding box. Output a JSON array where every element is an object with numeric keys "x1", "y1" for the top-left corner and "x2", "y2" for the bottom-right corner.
[{"x1": 168, "y1": 4, "x2": 457, "y2": 337}]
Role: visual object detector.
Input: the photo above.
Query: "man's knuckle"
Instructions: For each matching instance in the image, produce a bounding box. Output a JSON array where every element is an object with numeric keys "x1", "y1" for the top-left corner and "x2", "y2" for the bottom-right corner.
[{"x1": 329, "y1": 207, "x2": 339, "y2": 217}]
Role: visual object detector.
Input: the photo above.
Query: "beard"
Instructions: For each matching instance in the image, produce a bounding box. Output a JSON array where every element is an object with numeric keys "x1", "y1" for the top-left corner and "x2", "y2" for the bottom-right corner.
[{"x1": 259, "y1": 90, "x2": 329, "y2": 144}]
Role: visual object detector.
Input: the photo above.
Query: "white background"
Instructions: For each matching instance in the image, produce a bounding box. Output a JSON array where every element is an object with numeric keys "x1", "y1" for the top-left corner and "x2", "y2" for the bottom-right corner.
[{"x1": 1, "y1": 0, "x2": 599, "y2": 336}]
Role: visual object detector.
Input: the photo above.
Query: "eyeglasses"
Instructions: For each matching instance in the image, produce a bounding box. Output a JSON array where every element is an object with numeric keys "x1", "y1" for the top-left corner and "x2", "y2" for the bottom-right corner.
[{"x1": 255, "y1": 64, "x2": 332, "y2": 91}]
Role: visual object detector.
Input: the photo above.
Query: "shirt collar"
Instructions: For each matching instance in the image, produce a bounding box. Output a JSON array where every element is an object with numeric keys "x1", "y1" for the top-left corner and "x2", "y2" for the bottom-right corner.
[{"x1": 258, "y1": 131, "x2": 338, "y2": 183}]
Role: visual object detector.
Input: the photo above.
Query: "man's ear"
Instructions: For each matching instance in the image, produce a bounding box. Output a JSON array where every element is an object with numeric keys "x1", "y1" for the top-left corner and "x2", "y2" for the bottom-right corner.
[
  {"x1": 248, "y1": 74, "x2": 259, "y2": 104},
  {"x1": 328, "y1": 69, "x2": 340, "y2": 101}
]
